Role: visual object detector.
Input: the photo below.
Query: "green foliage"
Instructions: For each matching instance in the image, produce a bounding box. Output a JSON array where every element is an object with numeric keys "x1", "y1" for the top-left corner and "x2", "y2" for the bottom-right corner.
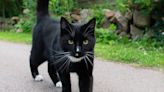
[
  {"x1": 132, "y1": 0, "x2": 153, "y2": 10},
  {"x1": 49, "y1": 0, "x2": 75, "y2": 15},
  {"x1": 0, "y1": 0, "x2": 23, "y2": 18},
  {"x1": 114, "y1": 0, "x2": 153, "y2": 13},
  {"x1": 96, "y1": 28, "x2": 118, "y2": 44},
  {"x1": 15, "y1": 11, "x2": 35, "y2": 33},
  {"x1": 91, "y1": 9, "x2": 104, "y2": 28},
  {"x1": 109, "y1": 23, "x2": 117, "y2": 31},
  {"x1": 22, "y1": 0, "x2": 35, "y2": 10},
  {"x1": 115, "y1": 0, "x2": 129, "y2": 13}
]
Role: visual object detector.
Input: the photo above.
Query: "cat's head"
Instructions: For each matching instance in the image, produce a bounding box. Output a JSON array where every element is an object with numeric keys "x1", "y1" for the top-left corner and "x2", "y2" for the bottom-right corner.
[{"x1": 60, "y1": 17, "x2": 96, "y2": 62}]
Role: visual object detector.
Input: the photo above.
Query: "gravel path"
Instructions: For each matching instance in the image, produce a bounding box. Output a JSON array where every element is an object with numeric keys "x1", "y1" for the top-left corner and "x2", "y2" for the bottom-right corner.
[{"x1": 0, "y1": 41, "x2": 164, "y2": 92}]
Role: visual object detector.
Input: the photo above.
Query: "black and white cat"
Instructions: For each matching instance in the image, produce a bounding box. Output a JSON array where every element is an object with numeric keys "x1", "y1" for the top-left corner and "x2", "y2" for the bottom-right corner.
[{"x1": 30, "y1": 0, "x2": 96, "y2": 92}]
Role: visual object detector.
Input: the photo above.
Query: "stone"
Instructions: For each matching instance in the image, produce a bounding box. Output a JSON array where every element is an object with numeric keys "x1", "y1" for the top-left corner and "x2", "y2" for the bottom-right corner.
[
  {"x1": 130, "y1": 25, "x2": 144, "y2": 40},
  {"x1": 103, "y1": 9, "x2": 115, "y2": 19},
  {"x1": 71, "y1": 9, "x2": 81, "y2": 15},
  {"x1": 64, "y1": 12, "x2": 71, "y2": 17},
  {"x1": 133, "y1": 10, "x2": 150, "y2": 28},
  {"x1": 23, "y1": 9, "x2": 30, "y2": 14},
  {"x1": 114, "y1": 11, "x2": 129, "y2": 32},
  {"x1": 16, "y1": 29, "x2": 23, "y2": 33},
  {"x1": 100, "y1": 18, "x2": 111, "y2": 28},
  {"x1": 11, "y1": 16, "x2": 19, "y2": 25},
  {"x1": 154, "y1": 0, "x2": 160, "y2": 2},
  {"x1": 162, "y1": 32, "x2": 164, "y2": 35},
  {"x1": 145, "y1": 30, "x2": 155, "y2": 38},
  {"x1": 118, "y1": 31, "x2": 127, "y2": 38},
  {"x1": 70, "y1": 14, "x2": 81, "y2": 23},
  {"x1": 161, "y1": 17, "x2": 164, "y2": 21},
  {"x1": 124, "y1": 11, "x2": 133, "y2": 20},
  {"x1": 80, "y1": 9, "x2": 90, "y2": 23}
]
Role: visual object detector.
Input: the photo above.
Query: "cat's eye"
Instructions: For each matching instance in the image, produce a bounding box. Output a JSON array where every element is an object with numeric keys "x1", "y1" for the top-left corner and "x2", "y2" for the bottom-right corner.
[
  {"x1": 68, "y1": 40, "x2": 74, "y2": 45},
  {"x1": 83, "y1": 40, "x2": 88, "y2": 45}
]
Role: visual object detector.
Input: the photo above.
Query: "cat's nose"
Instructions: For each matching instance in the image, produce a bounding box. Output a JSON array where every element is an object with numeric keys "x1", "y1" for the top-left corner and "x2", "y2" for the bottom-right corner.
[{"x1": 75, "y1": 46, "x2": 81, "y2": 57}]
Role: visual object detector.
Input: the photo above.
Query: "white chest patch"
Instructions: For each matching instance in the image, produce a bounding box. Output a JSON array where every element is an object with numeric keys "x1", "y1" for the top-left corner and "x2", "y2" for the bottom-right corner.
[{"x1": 68, "y1": 56, "x2": 83, "y2": 62}]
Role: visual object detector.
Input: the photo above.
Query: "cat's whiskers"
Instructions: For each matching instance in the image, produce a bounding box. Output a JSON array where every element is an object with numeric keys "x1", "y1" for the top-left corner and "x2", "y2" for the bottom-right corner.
[
  {"x1": 84, "y1": 57, "x2": 89, "y2": 71},
  {"x1": 51, "y1": 50, "x2": 71, "y2": 72},
  {"x1": 86, "y1": 53, "x2": 94, "y2": 58},
  {"x1": 65, "y1": 59, "x2": 71, "y2": 73},
  {"x1": 57, "y1": 58, "x2": 69, "y2": 72},
  {"x1": 53, "y1": 54, "x2": 69, "y2": 64},
  {"x1": 85, "y1": 55, "x2": 93, "y2": 66},
  {"x1": 50, "y1": 49, "x2": 70, "y2": 54},
  {"x1": 85, "y1": 51, "x2": 94, "y2": 55}
]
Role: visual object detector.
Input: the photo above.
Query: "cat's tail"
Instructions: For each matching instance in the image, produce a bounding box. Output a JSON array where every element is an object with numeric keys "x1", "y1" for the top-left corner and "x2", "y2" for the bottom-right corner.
[{"x1": 36, "y1": 0, "x2": 49, "y2": 21}]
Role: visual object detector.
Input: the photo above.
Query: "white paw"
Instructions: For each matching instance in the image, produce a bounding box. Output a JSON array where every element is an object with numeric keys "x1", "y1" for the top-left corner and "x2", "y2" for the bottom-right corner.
[
  {"x1": 34, "y1": 75, "x2": 44, "y2": 82},
  {"x1": 56, "y1": 81, "x2": 62, "y2": 88}
]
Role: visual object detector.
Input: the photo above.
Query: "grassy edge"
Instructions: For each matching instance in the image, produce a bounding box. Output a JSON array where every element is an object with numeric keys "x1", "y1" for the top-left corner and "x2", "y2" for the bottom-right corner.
[
  {"x1": 95, "y1": 43, "x2": 164, "y2": 69},
  {"x1": 0, "y1": 32, "x2": 32, "y2": 44},
  {"x1": 0, "y1": 31, "x2": 164, "y2": 70}
]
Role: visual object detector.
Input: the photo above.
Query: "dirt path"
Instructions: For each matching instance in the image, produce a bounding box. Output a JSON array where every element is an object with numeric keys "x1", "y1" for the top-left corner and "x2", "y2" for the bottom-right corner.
[{"x1": 0, "y1": 41, "x2": 164, "y2": 92}]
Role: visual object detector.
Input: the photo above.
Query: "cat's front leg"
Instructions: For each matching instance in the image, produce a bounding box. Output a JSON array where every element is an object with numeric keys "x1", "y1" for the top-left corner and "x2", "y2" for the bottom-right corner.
[
  {"x1": 78, "y1": 74, "x2": 93, "y2": 92},
  {"x1": 59, "y1": 72, "x2": 72, "y2": 92}
]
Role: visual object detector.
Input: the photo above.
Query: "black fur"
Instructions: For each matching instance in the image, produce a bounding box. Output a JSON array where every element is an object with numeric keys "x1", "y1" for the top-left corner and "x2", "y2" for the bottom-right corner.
[{"x1": 30, "y1": 0, "x2": 96, "y2": 92}]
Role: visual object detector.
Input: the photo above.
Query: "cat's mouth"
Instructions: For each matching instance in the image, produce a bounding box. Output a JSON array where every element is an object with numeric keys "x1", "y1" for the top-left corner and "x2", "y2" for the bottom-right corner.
[{"x1": 68, "y1": 56, "x2": 83, "y2": 62}]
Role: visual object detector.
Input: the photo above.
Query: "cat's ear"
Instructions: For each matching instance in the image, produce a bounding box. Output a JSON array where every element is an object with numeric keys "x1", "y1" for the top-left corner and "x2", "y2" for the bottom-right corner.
[
  {"x1": 60, "y1": 17, "x2": 72, "y2": 35},
  {"x1": 83, "y1": 18, "x2": 96, "y2": 35}
]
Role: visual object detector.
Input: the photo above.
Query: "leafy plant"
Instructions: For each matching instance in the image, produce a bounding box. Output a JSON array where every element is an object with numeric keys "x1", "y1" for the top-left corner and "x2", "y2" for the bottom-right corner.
[
  {"x1": 96, "y1": 28, "x2": 118, "y2": 44},
  {"x1": 115, "y1": 0, "x2": 129, "y2": 13},
  {"x1": 91, "y1": 9, "x2": 104, "y2": 28},
  {"x1": 49, "y1": 0, "x2": 75, "y2": 15},
  {"x1": 132, "y1": 0, "x2": 153, "y2": 10},
  {"x1": 22, "y1": 0, "x2": 35, "y2": 10},
  {"x1": 15, "y1": 11, "x2": 35, "y2": 33},
  {"x1": 0, "y1": 0, "x2": 23, "y2": 18}
]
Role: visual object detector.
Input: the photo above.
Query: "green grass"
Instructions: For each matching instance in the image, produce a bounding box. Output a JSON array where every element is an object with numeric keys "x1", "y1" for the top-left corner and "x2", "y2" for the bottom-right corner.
[
  {"x1": 95, "y1": 43, "x2": 164, "y2": 68},
  {"x1": 0, "y1": 31, "x2": 31, "y2": 44},
  {"x1": 0, "y1": 31, "x2": 164, "y2": 69}
]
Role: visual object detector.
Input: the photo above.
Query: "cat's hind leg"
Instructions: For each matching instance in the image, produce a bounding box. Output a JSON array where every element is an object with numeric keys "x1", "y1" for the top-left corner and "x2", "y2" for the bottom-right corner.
[{"x1": 30, "y1": 50, "x2": 45, "y2": 82}]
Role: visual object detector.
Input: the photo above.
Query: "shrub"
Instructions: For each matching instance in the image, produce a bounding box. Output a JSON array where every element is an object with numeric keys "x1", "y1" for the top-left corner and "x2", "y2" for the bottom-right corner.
[
  {"x1": 15, "y1": 10, "x2": 35, "y2": 33},
  {"x1": 49, "y1": 0, "x2": 75, "y2": 15},
  {"x1": 0, "y1": 0, "x2": 23, "y2": 18},
  {"x1": 96, "y1": 28, "x2": 118, "y2": 44}
]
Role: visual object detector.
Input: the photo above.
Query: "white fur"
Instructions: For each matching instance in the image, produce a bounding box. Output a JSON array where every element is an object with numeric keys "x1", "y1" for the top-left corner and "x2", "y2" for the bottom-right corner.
[
  {"x1": 56, "y1": 81, "x2": 62, "y2": 88},
  {"x1": 34, "y1": 75, "x2": 43, "y2": 81},
  {"x1": 68, "y1": 56, "x2": 83, "y2": 62}
]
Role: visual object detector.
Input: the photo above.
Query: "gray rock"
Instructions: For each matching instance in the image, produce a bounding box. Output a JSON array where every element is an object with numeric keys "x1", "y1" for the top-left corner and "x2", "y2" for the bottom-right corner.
[
  {"x1": 118, "y1": 31, "x2": 128, "y2": 38},
  {"x1": 16, "y1": 29, "x2": 23, "y2": 33},
  {"x1": 145, "y1": 30, "x2": 155, "y2": 38},
  {"x1": 130, "y1": 25, "x2": 144, "y2": 40},
  {"x1": 101, "y1": 19, "x2": 111, "y2": 28},
  {"x1": 80, "y1": 9, "x2": 90, "y2": 23},
  {"x1": 11, "y1": 16, "x2": 19, "y2": 25},
  {"x1": 125, "y1": 11, "x2": 133, "y2": 20},
  {"x1": 23, "y1": 9, "x2": 30, "y2": 14},
  {"x1": 133, "y1": 10, "x2": 150, "y2": 28},
  {"x1": 103, "y1": 9, "x2": 115, "y2": 19},
  {"x1": 114, "y1": 11, "x2": 128, "y2": 32},
  {"x1": 70, "y1": 14, "x2": 81, "y2": 23}
]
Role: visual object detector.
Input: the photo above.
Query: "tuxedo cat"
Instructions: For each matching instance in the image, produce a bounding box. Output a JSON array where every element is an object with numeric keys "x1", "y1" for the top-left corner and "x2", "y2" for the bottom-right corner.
[{"x1": 30, "y1": 0, "x2": 96, "y2": 92}]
